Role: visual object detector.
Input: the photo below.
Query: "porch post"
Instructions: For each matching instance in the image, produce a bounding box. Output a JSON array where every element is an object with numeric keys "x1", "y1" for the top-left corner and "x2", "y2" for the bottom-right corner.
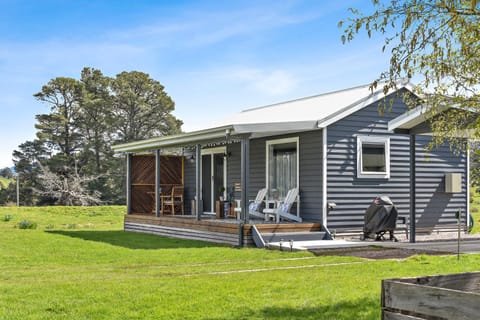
[
  {"x1": 126, "y1": 153, "x2": 132, "y2": 215},
  {"x1": 409, "y1": 134, "x2": 416, "y2": 243},
  {"x1": 155, "y1": 149, "x2": 161, "y2": 217},
  {"x1": 322, "y1": 127, "x2": 328, "y2": 228},
  {"x1": 240, "y1": 136, "x2": 250, "y2": 223},
  {"x1": 195, "y1": 144, "x2": 202, "y2": 221},
  {"x1": 467, "y1": 146, "x2": 471, "y2": 231}
]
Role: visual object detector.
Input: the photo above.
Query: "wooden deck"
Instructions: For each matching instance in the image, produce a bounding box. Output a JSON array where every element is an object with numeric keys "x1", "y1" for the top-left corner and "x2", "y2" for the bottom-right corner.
[{"x1": 124, "y1": 214, "x2": 322, "y2": 246}]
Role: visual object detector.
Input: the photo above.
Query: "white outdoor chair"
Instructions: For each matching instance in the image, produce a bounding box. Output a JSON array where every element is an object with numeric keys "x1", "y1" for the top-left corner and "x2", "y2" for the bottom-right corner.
[
  {"x1": 263, "y1": 188, "x2": 301, "y2": 223},
  {"x1": 234, "y1": 188, "x2": 268, "y2": 220}
]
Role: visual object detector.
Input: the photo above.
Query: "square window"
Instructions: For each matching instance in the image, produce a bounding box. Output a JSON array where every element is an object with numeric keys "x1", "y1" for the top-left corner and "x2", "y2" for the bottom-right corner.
[
  {"x1": 362, "y1": 143, "x2": 386, "y2": 172},
  {"x1": 357, "y1": 136, "x2": 390, "y2": 179}
]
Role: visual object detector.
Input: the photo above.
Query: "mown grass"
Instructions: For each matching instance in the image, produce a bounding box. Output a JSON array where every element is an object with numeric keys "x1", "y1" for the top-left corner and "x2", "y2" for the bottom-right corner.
[
  {"x1": 470, "y1": 188, "x2": 480, "y2": 234},
  {"x1": 1, "y1": 206, "x2": 480, "y2": 319},
  {"x1": 0, "y1": 177, "x2": 12, "y2": 190}
]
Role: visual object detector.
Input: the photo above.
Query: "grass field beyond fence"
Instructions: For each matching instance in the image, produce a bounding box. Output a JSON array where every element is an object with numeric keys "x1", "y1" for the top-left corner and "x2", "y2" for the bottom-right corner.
[
  {"x1": 0, "y1": 177, "x2": 12, "y2": 190},
  {"x1": 1, "y1": 206, "x2": 479, "y2": 319}
]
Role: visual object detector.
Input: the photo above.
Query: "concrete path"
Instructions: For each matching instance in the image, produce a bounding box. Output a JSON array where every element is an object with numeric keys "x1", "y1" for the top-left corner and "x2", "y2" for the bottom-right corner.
[
  {"x1": 267, "y1": 239, "x2": 370, "y2": 251},
  {"x1": 378, "y1": 239, "x2": 480, "y2": 254},
  {"x1": 269, "y1": 237, "x2": 480, "y2": 254}
]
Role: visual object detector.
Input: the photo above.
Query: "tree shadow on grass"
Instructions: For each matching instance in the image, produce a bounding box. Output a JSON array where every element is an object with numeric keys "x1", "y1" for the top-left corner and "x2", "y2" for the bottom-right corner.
[
  {"x1": 46, "y1": 230, "x2": 224, "y2": 250},
  {"x1": 214, "y1": 297, "x2": 379, "y2": 320}
]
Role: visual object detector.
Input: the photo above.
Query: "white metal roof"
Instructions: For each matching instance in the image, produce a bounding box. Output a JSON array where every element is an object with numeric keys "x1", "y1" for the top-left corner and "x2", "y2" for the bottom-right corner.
[
  {"x1": 113, "y1": 81, "x2": 415, "y2": 152},
  {"x1": 210, "y1": 81, "x2": 414, "y2": 133}
]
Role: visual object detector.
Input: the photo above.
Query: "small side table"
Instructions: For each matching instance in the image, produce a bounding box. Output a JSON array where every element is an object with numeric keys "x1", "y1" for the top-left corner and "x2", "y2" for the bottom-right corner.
[
  {"x1": 215, "y1": 200, "x2": 225, "y2": 219},
  {"x1": 264, "y1": 200, "x2": 278, "y2": 210},
  {"x1": 263, "y1": 200, "x2": 279, "y2": 221}
]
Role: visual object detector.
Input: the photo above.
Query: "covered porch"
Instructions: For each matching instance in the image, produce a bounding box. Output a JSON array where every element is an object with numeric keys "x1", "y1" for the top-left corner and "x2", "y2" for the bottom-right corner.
[{"x1": 113, "y1": 123, "x2": 325, "y2": 247}]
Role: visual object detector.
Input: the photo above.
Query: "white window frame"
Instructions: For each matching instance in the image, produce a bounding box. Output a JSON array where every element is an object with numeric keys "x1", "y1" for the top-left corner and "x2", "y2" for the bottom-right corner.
[
  {"x1": 265, "y1": 137, "x2": 299, "y2": 198},
  {"x1": 357, "y1": 135, "x2": 390, "y2": 179}
]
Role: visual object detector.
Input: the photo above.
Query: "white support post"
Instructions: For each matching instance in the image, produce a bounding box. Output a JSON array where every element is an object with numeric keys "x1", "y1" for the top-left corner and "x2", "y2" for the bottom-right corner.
[
  {"x1": 467, "y1": 147, "x2": 470, "y2": 232},
  {"x1": 322, "y1": 127, "x2": 328, "y2": 227}
]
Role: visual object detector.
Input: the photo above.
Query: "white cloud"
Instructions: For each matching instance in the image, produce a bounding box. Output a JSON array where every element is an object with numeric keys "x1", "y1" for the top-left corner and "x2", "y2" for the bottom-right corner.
[{"x1": 229, "y1": 68, "x2": 298, "y2": 95}]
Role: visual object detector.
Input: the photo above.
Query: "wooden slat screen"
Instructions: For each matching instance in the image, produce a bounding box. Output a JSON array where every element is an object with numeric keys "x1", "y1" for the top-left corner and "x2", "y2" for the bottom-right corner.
[
  {"x1": 131, "y1": 154, "x2": 184, "y2": 213},
  {"x1": 132, "y1": 185, "x2": 154, "y2": 213},
  {"x1": 132, "y1": 155, "x2": 155, "y2": 184}
]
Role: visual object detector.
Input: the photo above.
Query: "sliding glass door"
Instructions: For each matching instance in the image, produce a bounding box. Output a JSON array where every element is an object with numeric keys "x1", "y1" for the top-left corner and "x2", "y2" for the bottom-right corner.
[{"x1": 201, "y1": 147, "x2": 227, "y2": 213}]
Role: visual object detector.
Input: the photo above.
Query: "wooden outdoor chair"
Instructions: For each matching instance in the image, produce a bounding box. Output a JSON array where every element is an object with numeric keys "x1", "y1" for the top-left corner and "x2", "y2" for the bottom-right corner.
[
  {"x1": 263, "y1": 188, "x2": 301, "y2": 223},
  {"x1": 161, "y1": 185, "x2": 184, "y2": 215}
]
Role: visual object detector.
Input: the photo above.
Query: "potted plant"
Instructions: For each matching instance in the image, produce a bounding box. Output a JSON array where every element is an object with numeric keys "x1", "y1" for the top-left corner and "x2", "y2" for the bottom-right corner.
[{"x1": 218, "y1": 186, "x2": 226, "y2": 201}]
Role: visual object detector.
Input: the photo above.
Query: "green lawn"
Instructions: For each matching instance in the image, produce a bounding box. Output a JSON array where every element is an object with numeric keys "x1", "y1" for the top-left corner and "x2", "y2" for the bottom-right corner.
[
  {"x1": 0, "y1": 177, "x2": 12, "y2": 190},
  {"x1": 1, "y1": 206, "x2": 479, "y2": 319},
  {"x1": 470, "y1": 188, "x2": 480, "y2": 234}
]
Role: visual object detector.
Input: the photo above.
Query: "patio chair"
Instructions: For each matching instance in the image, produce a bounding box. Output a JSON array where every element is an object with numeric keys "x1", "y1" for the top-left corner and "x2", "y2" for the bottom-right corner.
[
  {"x1": 263, "y1": 188, "x2": 301, "y2": 223},
  {"x1": 234, "y1": 188, "x2": 268, "y2": 220},
  {"x1": 161, "y1": 185, "x2": 184, "y2": 215}
]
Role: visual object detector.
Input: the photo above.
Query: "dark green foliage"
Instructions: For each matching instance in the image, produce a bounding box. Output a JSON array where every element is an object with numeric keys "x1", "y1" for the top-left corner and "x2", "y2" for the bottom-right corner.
[
  {"x1": 6, "y1": 68, "x2": 182, "y2": 206},
  {"x1": 17, "y1": 220, "x2": 37, "y2": 229},
  {"x1": 0, "y1": 167, "x2": 13, "y2": 179},
  {"x1": 341, "y1": 0, "x2": 480, "y2": 149},
  {"x1": 2, "y1": 214, "x2": 13, "y2": 222},
  {"x1": 111, "y1": 71, "x2": 182, "y2": 142}
]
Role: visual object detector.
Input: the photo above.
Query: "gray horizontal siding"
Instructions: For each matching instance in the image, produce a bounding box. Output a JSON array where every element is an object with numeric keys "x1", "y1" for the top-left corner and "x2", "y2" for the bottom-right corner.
[
  {"x1": 184, "y1": 158, "x2": 196, "y2": 214},
  {"x1": 414, "y1": 136, "x2": 467, "y2": 228},
  {"x1": 326, "y1": 90, "x2": 467, "y2": 232},
  {"x1": 327, "y1": 93, "x2": 411, "y2": 230},
  {"x1": 244, "y1": 131, "x2": 323, "y2": 221},
  {"x1": 227, "y1": 143, "x2": 241, "y2": 200},
  {"x1": 298, "y1": 131, "x2": 323, "y2": 221}
]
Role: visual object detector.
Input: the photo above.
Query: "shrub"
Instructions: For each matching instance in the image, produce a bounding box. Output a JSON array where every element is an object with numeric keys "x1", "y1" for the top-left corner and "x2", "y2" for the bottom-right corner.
[
  {"x1": 471, "y1": 207, "x2": 479, "y2": 213},
  {"x1": 44, "y1": 224, "x2": 54, "y2": 230},
  {"x1": 86, "y1": 212, "x2": 99, "y2": 217},
  {"x1": 2, "y1": 214, "x2": 13, "y2": 222},
  {"x1": 18, "y1": 220, "x2": 37, "y2": 229}
]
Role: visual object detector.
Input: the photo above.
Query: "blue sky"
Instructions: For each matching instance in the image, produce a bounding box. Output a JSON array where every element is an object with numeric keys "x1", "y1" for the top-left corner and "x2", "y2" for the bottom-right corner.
[{"x1": 0, "y1": 0, "x2": 386, "y2": 167}]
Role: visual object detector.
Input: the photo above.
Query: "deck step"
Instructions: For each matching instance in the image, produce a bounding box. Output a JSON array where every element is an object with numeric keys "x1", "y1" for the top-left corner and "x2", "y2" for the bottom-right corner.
[{"x1": 261, "y1": 231, "x2": 328, "y2": 244}]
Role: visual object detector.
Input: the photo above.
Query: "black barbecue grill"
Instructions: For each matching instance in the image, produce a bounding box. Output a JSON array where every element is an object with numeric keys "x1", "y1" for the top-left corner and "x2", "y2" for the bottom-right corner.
[{"x1": 362, "y1": 195, "x2": 399, "y2": 241}]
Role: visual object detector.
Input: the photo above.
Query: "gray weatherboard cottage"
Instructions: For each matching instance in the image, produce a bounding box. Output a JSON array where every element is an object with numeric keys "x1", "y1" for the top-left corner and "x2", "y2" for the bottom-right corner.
[{"x1": 113, "y1": 82, "x2": 469, "y2": 242}]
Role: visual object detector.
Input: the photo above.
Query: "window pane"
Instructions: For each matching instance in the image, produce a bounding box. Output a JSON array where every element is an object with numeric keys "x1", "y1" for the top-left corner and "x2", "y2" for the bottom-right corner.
[{"x1": 362, "y1": 143, "x2": 385, "y2": 172}]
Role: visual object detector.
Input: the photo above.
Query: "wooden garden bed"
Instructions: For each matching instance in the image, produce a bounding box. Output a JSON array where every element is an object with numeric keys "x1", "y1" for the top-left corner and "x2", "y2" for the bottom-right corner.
[{"x1": 382, "y1": 271, "x2": 480, "y2": 319}]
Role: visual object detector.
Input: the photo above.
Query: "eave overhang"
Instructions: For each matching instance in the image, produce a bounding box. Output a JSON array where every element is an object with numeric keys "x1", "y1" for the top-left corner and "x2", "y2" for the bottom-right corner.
[
  {"x1": 388, "y1": 104, "x2": 477, "y2": 137},
  {"x1": 112, "y1": 125, "x2": 234, "y2": 153},
  {"x1": 112, "y1": 120, "x2": 319, "y2": 153},
  {"x1": 317, "y1": 81, "x2": 416, "y2": 129}
]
